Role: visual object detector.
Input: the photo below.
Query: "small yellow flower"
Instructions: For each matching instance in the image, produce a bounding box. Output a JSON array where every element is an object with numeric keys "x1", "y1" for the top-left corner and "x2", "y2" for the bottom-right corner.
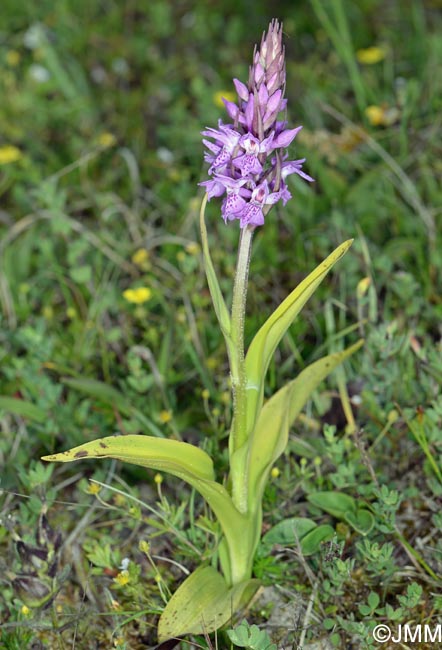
[
  {"x1": 114, "y1": 570, "x2": 130, "y2": 586},
  {"x1": 213, "y1": 90, "x2": 236, "y2": 108},
  {"x1": 365, "y1": 104, "x2": 399, "y2": 127},
  {"x1": 6, "y1": 50, "x2": 21, "y2": 66},
  {"x1": 139, "y1": 540, "x2": 150, "y2": 554},
  {"x1": 357, "y1": 276, "x2": 371, "y2": 298},
  {"x1": 185, "y1": 242, "x2": 200, "y2": 256},
  {"x1": 0, "y1": 145, "x2": 22, "y2": 165},
  {"x1": 123, "y1": 287, "x2": 152, "y2": 304},
  {"x1": 154, "y1": 473, "x2": 163, "y2": 485},
  {"x1": 131, "y1": 248, "x2": 149, "y2": 267},
  {"x1": 365, "y1": 105, "x2": 385, "y2": 126},
  {"x1": 176, "y1": 309, "x2": 186, "y2": 324},
  {"x1": 159, "y1": 410, "x2": 172, "y2": 424},
  {"x1": 56, "y1": 604, "x2": 63, "y2": 614},
  {"x1": 201, "y1": 389, "x2": 210, "y2": 400},
  {"x1": 21, "y1": 605, "x2": 31, "y2": 616},
  {"x1": 270, "y1": 467, "x2": 280, "y2": 479},
  {"x1": 86, "y1": 482, "x2": 101, "y2": 495},
  {"x1": 66, "y1": 306, "x2": 77, "y2": 319},
  {"x1": 154, "y1": 573, "x2": 162, "y2": 583},
  {"x1": 221, "y1": 391, "x2": 230, "y2": 405},
  {"x1": 206, "y1": 357, "x2": 217, "y2": 370},
  {"x1": 42, "y1": 305, "x2": 54, "y2": 320},
  {"x1": 97, "y1": 132, "x2": 116, "y2": 148},
  {"x1": 356, "y1": 46, "x2": 386, "y2": 65}
]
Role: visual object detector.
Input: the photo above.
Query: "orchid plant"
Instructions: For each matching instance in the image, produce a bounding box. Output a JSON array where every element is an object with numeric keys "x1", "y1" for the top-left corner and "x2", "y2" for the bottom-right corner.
[{"x1": 43, "y1": 20, "x2": 362, "y2": 642}]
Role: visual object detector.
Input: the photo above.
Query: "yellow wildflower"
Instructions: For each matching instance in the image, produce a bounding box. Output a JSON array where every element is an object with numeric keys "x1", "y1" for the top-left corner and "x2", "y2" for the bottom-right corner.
[
  {"x1": 86, "y1": 482, "x2": 101, "y2": 495},
  {"x1": 213, "y1": 90, "x2": 236, "y2": 108},
  {"x1": 122, "y1": 287, "x2": 152, "y2": 304},
  {"x1": 270, "y1": 467, "x2": 280, "y2": 479},
  {"x1": 365, "y1": 104, "x2": 399, "y2": 127},
  {"x1": 356, "y1": 46, "x2": 385, "y2": 65},
  {"x1": 6, "y1": 50, "x2": 21, "y2": 66},
  {"x1": 185, "y1": 242, "x2": 200, "y2": 256},
  {"x1": 357, "y1": 276, "x2": 371, "y2": 298},
  {"x1": 114, "y1": 570, "x2": 130, "y2": 586},
  {"x1": 66, "y1": 307, "x2": 77, "y2": 319},
  {"x1": 159, "y1": 410, "x2": 172, "y2": 424},
  {"x1": 97, "y1": 132, "x2": 116, "y2": 148},
  {"x1": 21, "y1": 605, "x2": 31, "y2": 616},
  {"x1": 139, "y1": 540, "x2": 150, "y2": 554},
  {"x1": 131, "y1": 248, "x2": 149, "y2": 267},
  {"x1": 154, "y1": 473, "x2": 163, "y2": 485},
  {"x1": 201, "y1": 389, "x2": 210, "y2": 400},
  {"x1": 0, "y1": 145, "x2": 22, "y2": 165},
  {"x1": 206, "y1": 357, "x2": 217, "y2": 370}
]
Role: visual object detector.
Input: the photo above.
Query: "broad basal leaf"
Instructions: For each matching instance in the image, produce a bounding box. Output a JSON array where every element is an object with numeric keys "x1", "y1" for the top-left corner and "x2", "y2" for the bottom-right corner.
[
  {"x1": 158, "y1": 565, "x2": 260, "y2": 642},
  {"x1": 42, "y1": 435, "x2": 247, "y2": 576},
  {"x1": 245, "y1": 240, "x2": 354, "y2": 436}
]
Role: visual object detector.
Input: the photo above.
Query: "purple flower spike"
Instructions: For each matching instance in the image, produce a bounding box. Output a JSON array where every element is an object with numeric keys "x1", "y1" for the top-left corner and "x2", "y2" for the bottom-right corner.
[{"x1": 201, "y1": 19, "x2": 313, "y2": 228}]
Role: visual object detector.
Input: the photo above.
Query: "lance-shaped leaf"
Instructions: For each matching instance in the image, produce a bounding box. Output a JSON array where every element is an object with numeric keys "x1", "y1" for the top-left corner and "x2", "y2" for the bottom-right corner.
[
  {"x1": 0, "y1": 396, "x2": 46, "y2": 423},
  {"x1": 246, "y1": 340, "x2": 364, "y2": 511},
  {"x1": 158, "y1": 565, "x2": 260, "y2": 642},
  {"x1": 42, "y1": 435, "x2": 247, "y2": 577},
  {"x1": 200, "y1": 195, "x2": 232, "y2": 342},
  {"x1": 244, "y1": 240, "x2": 354, "y2": 436}
]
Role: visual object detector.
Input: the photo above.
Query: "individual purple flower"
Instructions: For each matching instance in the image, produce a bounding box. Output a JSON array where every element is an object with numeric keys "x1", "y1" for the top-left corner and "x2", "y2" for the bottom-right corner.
[
  {"x1": 200, "y1": 19, "x2": 314, "y2": 228},
  {"x1": 238, "y1": 180, "x2": 280, "y2": 228}
]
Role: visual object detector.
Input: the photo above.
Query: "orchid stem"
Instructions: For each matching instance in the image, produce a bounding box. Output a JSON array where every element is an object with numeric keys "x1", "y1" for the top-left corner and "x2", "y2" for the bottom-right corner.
[{"x1": 230, "y1": 225, "x2": 254, "y2": 457}]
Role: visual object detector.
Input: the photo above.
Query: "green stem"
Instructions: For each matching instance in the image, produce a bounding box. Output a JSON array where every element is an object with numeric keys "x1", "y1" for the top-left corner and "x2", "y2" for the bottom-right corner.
[{"x1": 229, "y1": 225, "x2": 254, "y2": 456}]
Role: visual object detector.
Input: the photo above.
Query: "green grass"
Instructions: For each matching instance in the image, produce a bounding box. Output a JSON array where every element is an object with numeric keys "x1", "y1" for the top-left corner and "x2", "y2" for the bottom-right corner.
[{"x1": 1, "y1": 1, "x2": 441, "y2": 648}]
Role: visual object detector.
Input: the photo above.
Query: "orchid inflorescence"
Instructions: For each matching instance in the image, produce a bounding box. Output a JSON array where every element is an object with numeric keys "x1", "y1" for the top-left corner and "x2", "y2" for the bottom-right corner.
[{"x1": 200, "y1": 19, "x2": 313, "y2": 228}]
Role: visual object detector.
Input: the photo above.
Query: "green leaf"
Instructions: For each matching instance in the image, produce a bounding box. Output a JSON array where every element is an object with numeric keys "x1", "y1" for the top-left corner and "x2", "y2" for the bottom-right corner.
[
  {"x1": 307, "y1": 491, "x2": 358, "y2": 518},
  {"x1": 199, "y1": 194, "x2": 232, "y2": 342},
  {"x1": 158, "y1": 565, "x2": 260, "y2": 641},
  {"x1": 261, "y1": 517, "x2": 334, "y2": 557},
  {"x1": 0, "y1": 396, "x2": 46, "y2": 423},
  {"x1": 245, "y1": 240, "x2": 354, "y2": 435},
  {"x1": 307, "y1": 491, "x2": 374, "y2": 535},
  {"x1": 62, "y1": 377, "x2": 164, "y2": 437},
  {"x1": 300, "y1": 525, "x2": 335, "y2": 555},
  {"x1": 63, "y1": 378, "x2": 132, "y2": 412},
  {"x1": 246, "y1": 341, "x2": 363, "y2": 509},
  {"x1": 69, "y1": 264, "x2": 92, "y2": 284},
  {"x1": 344, "y1": 509, "x2": 375, "y2": 535},
  {"x1": 262, "y1": 517, "x2": 316, "y2": 547},
  {"x1": 42, "y1": 435, "x2": 248, "y2": 574}
]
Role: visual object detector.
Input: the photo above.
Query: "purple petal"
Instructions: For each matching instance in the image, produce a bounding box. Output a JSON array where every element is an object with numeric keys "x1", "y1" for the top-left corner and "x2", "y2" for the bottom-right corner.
[
  {"x1": 199, "y1": 179, "x2": 226, "y2": 199},
  {"x1": 223, "y1": 99, "x2": 239, "y2": 120},
  {"x1": 233, "y1": 153, "x2": 263, "y2": 177},
  {"x1": 272, "y1": 126, "x2": 303, "y2": 148},
  {"x1": 240, "y1": 203, "x2": 265, "y2": 227},
  {"x1": 233, "y1": 78, "x2": 249, "y2": 102}
]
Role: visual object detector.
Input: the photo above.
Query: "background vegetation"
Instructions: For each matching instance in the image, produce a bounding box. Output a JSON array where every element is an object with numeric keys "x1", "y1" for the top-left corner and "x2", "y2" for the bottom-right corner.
[{"x1": 0, "y1": 1, "x2": 441, "y2": 648}]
